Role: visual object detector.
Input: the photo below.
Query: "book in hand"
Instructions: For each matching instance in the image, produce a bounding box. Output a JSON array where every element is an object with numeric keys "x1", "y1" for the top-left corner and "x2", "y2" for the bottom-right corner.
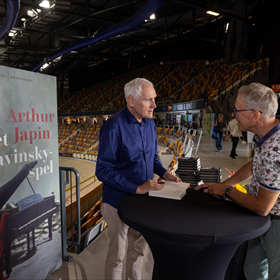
[{"x1": 149, "y1": 181, "x2": 190, "y2": 200}]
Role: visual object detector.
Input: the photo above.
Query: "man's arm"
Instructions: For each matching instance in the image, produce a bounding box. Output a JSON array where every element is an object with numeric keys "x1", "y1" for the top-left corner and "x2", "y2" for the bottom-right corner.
[
  {"x1": 195, "y1": 160, "x2": 253, "y2": 192},
  {"x1": 222, "y1": 159, "x2": 253, "y2": 186},
  {"x1": 96, "y1": 121, "x2": 164, "y2": 195},
  {"x1": 205, "y1": 184, "x2": 279, "y2": 216},
  {"x1": 163, "y1": 171, "x2": 182, "y2": 182},
  {"x1": 196, "y1": 159, "x2": 279, "y2": 216},
  {"x1": 224, "y1": 187, "x2": 279, "y2": 216},
  {"x1": 136, "y1": 179, "x2": 164, "y2": 194},
  {"x1": 96, "y1": 123, "x2": 138, "y2": 194}
]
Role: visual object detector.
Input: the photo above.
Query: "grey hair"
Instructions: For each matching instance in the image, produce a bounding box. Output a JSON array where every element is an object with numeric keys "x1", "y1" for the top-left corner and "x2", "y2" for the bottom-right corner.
[
  {"x1": 124, "y1": 78, "x2": 154, "y2": 102},
  {"x1": 238, "y1": 83, "x2": 278, "y2": 118}
]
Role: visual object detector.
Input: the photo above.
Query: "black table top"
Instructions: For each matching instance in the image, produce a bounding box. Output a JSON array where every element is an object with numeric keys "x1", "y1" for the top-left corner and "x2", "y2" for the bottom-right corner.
[{"x1": 118, "y1": 189, "x2": 271, "y2": 245}]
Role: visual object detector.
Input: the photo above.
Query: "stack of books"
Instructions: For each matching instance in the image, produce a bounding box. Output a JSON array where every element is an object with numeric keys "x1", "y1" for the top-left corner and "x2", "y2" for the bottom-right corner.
[
  {"x1": 177, "y1": 157, "x2": 201, "y2": 172},
  {"x1": 176, "y1": 157, "x2": 201, "y2": 188},
  {"x1": 199, "y1": 167, "x2": 222, "y2": 184}
]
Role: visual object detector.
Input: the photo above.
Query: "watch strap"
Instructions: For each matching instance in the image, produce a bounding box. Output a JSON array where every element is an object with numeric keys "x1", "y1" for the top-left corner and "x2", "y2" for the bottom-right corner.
[{"x1": 224, "y1": 186, "x2": 233, "y2": 198}]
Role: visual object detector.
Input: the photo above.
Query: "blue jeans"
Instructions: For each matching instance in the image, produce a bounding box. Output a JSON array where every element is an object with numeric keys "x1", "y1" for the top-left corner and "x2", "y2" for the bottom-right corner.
[
  {"x1": 244, "y1": 219, "x2": 280, "y2": 280},
  {"x1": 216, "y1": 131, "x2": 224, "y2": 151}
]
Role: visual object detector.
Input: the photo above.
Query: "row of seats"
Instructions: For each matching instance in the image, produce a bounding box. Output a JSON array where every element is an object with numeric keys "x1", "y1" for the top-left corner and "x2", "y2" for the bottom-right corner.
[
  {"x1": 173, "y1": 60, "x2": 264, "y2": 103},
  {"x1": 58, "y1": 123, "x2": 101, "y2": 155},
  {"x1": 56, "y1": 60, "x2": 196, "y2": 112},
  {"x1": 58, "y1": 59, "x2": 266, "y2": 114},
  {"x1": 67, "y1": 200, "x2": 107, "y2": 254}
]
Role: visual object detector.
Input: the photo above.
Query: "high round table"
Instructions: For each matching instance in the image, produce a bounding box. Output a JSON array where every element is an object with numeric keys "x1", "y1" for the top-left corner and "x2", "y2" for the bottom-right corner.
[{"x1": 118, "y1": 189, "x2": 271, "y2": 280}]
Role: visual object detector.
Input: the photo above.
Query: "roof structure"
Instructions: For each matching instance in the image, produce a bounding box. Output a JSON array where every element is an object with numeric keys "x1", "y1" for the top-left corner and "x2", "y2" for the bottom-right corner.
[{"x1": 0, "y1": 0, "x2": 270, "y2": 94}]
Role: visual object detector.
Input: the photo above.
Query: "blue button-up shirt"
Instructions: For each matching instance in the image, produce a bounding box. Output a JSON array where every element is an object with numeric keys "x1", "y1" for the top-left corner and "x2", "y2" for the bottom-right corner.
[{"x1": 96, "y1": 106, "x2": 167, "y2": 209}]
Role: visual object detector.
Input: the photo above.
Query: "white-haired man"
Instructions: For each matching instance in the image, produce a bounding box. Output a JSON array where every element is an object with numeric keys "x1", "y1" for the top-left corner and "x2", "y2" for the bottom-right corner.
[
  {"x1": 96, "y1": 78, "x2": 181, "y2": 280},
  {"x1": 196, "y1": 83, "x2": 280, "y2": 280}
]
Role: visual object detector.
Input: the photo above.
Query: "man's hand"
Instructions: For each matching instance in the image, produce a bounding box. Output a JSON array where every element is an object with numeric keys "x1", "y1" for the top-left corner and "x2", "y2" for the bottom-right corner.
[
  {"x1": 195, "y1": 183, "x2": 230, "y2": 199},
  {"x1": 136, "y1": 179, "x2": 164, "y2": 194},
  {"x1": 163, "y1": 171, "x2": 182, "y2": 182},
  {"x1": 194, "y1": 183, "x2": 212, "y2": 193}
]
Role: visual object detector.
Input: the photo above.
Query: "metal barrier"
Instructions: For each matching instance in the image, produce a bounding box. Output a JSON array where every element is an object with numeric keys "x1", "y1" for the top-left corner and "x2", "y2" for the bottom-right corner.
[
  {"x1": 59, "y1": 166, "x2": 81, "y2": 262},
  {"x1": 182, "y1": 129, "x2": 203, "y2": 156}
]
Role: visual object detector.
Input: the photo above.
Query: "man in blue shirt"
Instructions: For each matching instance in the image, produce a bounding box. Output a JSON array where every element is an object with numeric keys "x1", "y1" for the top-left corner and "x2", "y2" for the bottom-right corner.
[{"x1": 96, "y1": 78, "x2": 181, "y2": 280}]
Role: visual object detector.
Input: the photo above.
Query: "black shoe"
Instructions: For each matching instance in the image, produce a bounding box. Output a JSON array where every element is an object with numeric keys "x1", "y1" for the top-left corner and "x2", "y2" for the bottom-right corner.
[
  {"x1": 230, "y1": 155, "x2": 236, "y2": 159},
  {"x1": 234, "y1": 154, "x2": 238, "y2": 157}
]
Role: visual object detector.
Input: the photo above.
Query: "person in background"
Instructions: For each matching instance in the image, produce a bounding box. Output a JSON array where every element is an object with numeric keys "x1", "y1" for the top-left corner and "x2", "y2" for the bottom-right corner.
[
  {"x1": 96, "y1": 78, "x2": 181, "y2": 280},
  {"x1": 195, "y1": 83, "x2": 280, "y2": 280},
  {"x1": 215, "y1": 113, "x2": 227, "y2": 152},
  {"x1": 227, "y1": 116, "x2": 240, "y2": 158}
]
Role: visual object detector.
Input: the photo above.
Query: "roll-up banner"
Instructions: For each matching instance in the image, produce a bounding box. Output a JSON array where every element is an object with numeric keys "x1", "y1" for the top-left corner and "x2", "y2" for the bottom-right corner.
[{"x1": 0, "y1": 66, "x2": 62, "y2": 280}]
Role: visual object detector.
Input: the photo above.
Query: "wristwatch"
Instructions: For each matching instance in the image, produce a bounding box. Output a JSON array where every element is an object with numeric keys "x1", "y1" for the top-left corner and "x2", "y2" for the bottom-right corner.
[{"x1": 224, "y1": 186, "x2": 233, "y2": 198}]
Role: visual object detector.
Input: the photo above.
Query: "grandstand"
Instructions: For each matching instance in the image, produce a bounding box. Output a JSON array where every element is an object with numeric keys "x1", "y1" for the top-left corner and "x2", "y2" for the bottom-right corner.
[
  {"x1": 58, "y1": 58, "x2": 268, "y2": 119},
  {"x1": 58, "y1": 123, "x2": 101, "y2": 157}
]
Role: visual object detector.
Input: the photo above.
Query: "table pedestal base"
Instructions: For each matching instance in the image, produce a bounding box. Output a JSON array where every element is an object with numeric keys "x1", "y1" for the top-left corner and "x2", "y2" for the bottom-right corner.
[{"x1": 144, "y1": 234, "x2": 242, "y2": 280}]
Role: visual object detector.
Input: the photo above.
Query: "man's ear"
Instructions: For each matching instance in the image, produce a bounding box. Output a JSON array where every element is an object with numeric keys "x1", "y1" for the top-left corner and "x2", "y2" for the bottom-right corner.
[
  {"x1": 252, "y1": 110, "x2": 261, "y2": 124},
  {"x1": 127, "y1": 95, "x2": 134, "y2": 107}
]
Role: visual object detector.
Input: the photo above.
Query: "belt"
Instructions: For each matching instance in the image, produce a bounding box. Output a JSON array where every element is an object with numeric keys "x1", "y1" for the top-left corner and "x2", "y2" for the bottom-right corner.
[{"x1": 270, "y1": 214, "x2": 280, "y2": 220}]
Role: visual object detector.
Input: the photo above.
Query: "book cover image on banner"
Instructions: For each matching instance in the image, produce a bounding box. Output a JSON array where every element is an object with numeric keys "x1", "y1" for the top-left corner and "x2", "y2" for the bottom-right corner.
[{"x1": 0, "y1": 66, "x2": 62, "y2": 280}]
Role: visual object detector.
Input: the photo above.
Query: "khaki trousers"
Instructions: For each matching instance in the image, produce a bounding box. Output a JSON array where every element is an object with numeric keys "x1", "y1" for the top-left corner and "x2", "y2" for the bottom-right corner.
[{"x1": 101, "y1": 203, "x2": 147, "y2": 280}]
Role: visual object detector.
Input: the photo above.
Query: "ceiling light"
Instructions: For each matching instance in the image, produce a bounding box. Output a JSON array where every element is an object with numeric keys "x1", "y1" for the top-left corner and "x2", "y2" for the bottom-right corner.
[
  {"x1": 206, "y1": 11, "x2": 219, "y2": 16},
  {"x1": 53, "y1": 55, "x2": 62, "y2": 62},
  {"x1": 150, "y1": 14, "x2": 155, "y2": 20},
  {"x1": 27, "y1": 10, "x2": 35, "y2": 17},
  {"x1": 225, "y1": 23, "x2": 229, "y2": 32},
  {"x1": 41, "y1": 63, "x2": 49, "y2": 70},
  {"x1": 39, "y1": 1, "x2": 50, "y2": 8},
  {"x1": 8, "y1": 30, "x2": 17, "y2": 37}
]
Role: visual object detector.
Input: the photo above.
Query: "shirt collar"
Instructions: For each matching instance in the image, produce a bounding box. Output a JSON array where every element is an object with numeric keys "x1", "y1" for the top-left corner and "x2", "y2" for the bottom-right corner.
[
  {"x1": 255, "y1": 122, "x2": 280, "y2": 147},
  {"x1": 123, "y1": 106, "x2": 148, "y2": 125}
]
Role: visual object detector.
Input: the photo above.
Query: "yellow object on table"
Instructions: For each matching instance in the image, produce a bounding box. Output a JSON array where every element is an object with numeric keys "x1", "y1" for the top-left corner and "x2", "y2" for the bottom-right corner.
[{"x1": 234, "y1": 184, "x2": 247, "y2": 194}]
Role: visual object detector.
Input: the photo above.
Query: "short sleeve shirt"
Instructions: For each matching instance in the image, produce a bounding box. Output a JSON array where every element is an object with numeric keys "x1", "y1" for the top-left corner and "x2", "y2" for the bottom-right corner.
[
  {"x1": 228, "y1": 118, "x2": 238, "y2": 134},
  {"x1": 249, "y1": 123, "x2": 280, "y2": 215}
]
